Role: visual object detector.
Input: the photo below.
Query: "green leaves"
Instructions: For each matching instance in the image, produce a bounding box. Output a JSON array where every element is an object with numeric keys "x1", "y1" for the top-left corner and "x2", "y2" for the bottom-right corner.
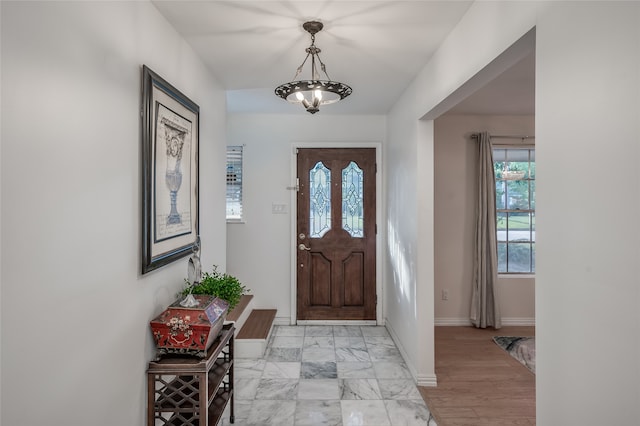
[{"x1": 182, "y1": 265, "x2": 248, "y2": 310}]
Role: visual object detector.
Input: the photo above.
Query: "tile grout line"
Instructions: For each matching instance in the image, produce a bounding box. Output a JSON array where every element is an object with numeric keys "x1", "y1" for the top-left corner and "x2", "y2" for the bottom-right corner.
[{"x1": 231, "y1": 325, "x2": 436, "y2": 425}]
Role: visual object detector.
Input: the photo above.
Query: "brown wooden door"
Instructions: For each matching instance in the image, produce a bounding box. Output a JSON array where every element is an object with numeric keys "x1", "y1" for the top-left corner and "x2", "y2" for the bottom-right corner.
[{"x1": 297, "y1": 148, "x2": 376, "y2": 320}]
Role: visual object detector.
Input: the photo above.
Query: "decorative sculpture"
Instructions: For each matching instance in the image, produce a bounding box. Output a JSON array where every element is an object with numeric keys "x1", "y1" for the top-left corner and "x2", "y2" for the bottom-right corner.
[{"x1": 181, "y1": 236, "x2": 201, "y2": 308}]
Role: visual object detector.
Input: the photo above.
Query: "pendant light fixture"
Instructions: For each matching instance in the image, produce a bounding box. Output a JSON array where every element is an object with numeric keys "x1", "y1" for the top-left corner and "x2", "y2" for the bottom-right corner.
[{"x1": 275, "y1": 21, "x2": 352, "y2": 114}]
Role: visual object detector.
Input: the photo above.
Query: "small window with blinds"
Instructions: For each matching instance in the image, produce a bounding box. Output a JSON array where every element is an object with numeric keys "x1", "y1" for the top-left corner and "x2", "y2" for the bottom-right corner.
[{"x1": 226, "y1": 146, "x2": 243, "y2": 221}]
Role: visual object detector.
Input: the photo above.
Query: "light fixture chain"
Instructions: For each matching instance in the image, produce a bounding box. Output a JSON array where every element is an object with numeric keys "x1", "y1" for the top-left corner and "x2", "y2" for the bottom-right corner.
[
  {"x1": 314, "y1": 52, "x2": 332, "y2": 81},
  {"x1": 294, "y1": 52, "x2": 311, "y2": 80}
]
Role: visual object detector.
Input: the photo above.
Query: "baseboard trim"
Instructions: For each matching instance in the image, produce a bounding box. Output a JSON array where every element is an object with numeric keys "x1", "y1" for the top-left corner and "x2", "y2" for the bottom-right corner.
[
  {"x1": 435, "y1": 317, "x2": 535, "y2": 326},
  {"x1": 297, "y1": 320, "x2": 377, "y2": 326},
  {"x1": 277, "y1": 317, "x2": 382, "y2": 326},
  {"x1": 416, "y1": 374, "x2": 438, "y2": 387},
  {"x1": 501, "y1": 317, "x2": 536, "y2": 326},
  {"x1": 434, "y1": 318, "x2": 472, "y2": 326},
  {"x1": 274, "y1": 316, "x2": 292, "y2": 326},
  {"x1": 384, "y1": 319, "x2": 411, "y2": 371},
  {"x1": 385, "y1": 318, "x2": 438, "y2": 386}
]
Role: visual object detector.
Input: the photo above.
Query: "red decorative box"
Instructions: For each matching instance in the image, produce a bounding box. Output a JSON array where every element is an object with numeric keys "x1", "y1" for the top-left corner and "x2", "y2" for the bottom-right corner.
[{"x1": 150, "y1": 295, "x2": 228, "y2": 359}]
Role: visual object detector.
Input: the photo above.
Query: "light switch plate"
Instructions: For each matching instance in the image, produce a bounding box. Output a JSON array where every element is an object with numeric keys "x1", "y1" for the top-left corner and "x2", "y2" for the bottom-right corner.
[{"x1": 272, "y1": 203, "x2": 288, "y2": 214}]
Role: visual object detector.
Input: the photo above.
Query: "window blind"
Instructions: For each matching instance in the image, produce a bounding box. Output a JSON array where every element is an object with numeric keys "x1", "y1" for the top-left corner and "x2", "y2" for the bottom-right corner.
[{"x1": 226, "y1": 146, "x2": 243, "y2": 221}]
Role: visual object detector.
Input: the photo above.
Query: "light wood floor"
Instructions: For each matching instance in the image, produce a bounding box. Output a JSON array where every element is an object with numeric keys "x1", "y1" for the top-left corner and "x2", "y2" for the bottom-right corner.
[{"x1": 419, "y1": 326, "x2": 535, "y2": 426}]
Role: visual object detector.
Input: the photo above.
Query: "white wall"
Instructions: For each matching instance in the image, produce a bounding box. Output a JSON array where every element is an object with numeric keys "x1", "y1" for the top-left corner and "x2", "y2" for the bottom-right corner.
[
  {"x1": 226, "y1": 114, "x2": 386, "y2": 322},
  {"x1": 384, "y1": 104, "x2": 423, "y2": 381},
  {"x1": 535, "y1": 2, "x2": 640, "y2": 424},
  {"x1": 0, "y1": 2, "x2": 4, "y2": 415},
  {"x1": 3, "y1": 1, "x2": 640, "y2": 424},
  {"x1": 434, "y1": 114, "x2": 535, "y2": 325},
  {"x1": 1, "y1": 2, "x2": 227, "y2": 425},
  {"x1": 387, "y1": 0, "x2": 640, "y2": 423},
  {"x1": 385, "y1": 1, "x2": 538, "y2": 386}
]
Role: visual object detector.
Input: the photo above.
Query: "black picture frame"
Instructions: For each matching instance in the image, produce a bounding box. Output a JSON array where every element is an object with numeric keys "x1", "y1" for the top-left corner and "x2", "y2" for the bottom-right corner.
[{"x1": 141, "y1": 65, "x2": 199, "y2": 274}]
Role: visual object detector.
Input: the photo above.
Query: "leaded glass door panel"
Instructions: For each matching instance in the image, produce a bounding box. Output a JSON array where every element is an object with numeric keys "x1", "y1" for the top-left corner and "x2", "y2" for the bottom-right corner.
[{"x1": 296, "y1": 148, "x2": 376, "y2": 320}]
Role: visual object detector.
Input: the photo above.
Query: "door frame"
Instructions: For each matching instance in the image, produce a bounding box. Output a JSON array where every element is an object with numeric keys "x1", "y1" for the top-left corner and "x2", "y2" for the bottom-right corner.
[{"x1": 289, "y1": 141, "x2": 383, "y2": 325}]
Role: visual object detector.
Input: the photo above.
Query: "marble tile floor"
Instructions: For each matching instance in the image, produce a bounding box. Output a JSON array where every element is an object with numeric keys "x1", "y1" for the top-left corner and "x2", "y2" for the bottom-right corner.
[{"x1": 222, "y1": 325, "x2": 437, "y2": 426}]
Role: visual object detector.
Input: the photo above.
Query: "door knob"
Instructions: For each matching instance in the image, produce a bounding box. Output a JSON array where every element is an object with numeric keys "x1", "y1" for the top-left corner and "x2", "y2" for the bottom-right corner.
[{"x1": 298, "y1": 243, "x2": 311, "y2": 251}]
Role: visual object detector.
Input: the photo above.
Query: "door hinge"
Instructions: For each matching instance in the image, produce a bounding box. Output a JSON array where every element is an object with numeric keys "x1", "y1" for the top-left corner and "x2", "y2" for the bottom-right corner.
[
  {"x1": 375, "y1": 224, "x2": 377, "y2": 234},
  {"x1": 375, "y1": 163, "x2": 377, "y2": 173}
]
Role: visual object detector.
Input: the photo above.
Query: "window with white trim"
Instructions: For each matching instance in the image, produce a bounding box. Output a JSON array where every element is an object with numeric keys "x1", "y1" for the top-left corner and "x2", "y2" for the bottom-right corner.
[
  {"x1": 494, "y1": 147, "x2": 535, "y2": 273},
  {"x1": 226, "y1": 146, "x2": 243, "y2": 221}
]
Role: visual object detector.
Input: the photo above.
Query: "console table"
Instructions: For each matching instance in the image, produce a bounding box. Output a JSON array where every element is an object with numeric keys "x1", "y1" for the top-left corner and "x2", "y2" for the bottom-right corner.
[{"x1": 147, "y1": 323, "x2": 234, "y2": 425}]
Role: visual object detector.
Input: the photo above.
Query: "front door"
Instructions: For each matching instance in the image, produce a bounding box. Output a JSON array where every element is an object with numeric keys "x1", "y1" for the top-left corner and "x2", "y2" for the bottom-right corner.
[{"x1": 296, "y1": 148, "x2": 376, "y2": 320}]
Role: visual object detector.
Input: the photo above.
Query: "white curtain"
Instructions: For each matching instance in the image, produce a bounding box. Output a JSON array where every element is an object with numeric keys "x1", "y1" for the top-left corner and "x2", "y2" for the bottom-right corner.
[{"x1": 470, "y1": 132, "x2": 502, "y2": 329}]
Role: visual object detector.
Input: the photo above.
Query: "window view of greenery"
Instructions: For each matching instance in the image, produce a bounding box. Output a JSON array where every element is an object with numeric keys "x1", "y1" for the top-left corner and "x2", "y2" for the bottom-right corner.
[{"x1": 494, "y1": 148, "x2": 535, "y2": 273}]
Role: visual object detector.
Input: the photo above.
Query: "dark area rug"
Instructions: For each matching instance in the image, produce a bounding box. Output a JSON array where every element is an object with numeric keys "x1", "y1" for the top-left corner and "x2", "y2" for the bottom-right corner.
[{"x1": 493, "y1": 336, "x2": 536, "y2": 374}]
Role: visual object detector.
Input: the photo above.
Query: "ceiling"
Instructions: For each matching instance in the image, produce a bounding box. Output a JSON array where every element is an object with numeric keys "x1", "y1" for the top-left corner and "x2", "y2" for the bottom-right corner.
[
  {"x1": 152, "y1": 1, "x2": 534, "y2": 116},
  {"x1": 445, "y1": 51, "x2": 535, "y2": 116}
]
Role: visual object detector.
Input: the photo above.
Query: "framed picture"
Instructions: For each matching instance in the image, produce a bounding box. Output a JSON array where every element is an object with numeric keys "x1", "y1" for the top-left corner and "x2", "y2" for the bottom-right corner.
[{"x1": 141, "y1": 65, "x2": 199, "y2": 274}]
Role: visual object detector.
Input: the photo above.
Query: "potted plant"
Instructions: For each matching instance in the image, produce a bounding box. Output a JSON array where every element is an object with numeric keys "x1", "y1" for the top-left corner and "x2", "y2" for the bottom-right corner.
[{"x1": 181, "y1": 265, "x2": 248, "y2": 311}]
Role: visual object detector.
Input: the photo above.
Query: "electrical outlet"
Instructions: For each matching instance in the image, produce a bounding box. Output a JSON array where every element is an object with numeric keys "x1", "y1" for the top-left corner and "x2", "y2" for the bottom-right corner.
[{"x1": 441, "y1": 289, "x2": 449, "y2": 301}]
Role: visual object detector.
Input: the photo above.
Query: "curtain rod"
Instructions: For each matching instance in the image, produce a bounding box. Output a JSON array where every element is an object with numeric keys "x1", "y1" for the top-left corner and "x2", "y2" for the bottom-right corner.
[{"x1": 471, "y1": 134, "x2": 535, "y2": 140}]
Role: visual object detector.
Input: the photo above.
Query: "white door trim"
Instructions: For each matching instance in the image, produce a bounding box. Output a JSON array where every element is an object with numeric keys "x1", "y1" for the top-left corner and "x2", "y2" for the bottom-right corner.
[{"x1": 290, "y1": 141, "x2": 383, "y2": 325}]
